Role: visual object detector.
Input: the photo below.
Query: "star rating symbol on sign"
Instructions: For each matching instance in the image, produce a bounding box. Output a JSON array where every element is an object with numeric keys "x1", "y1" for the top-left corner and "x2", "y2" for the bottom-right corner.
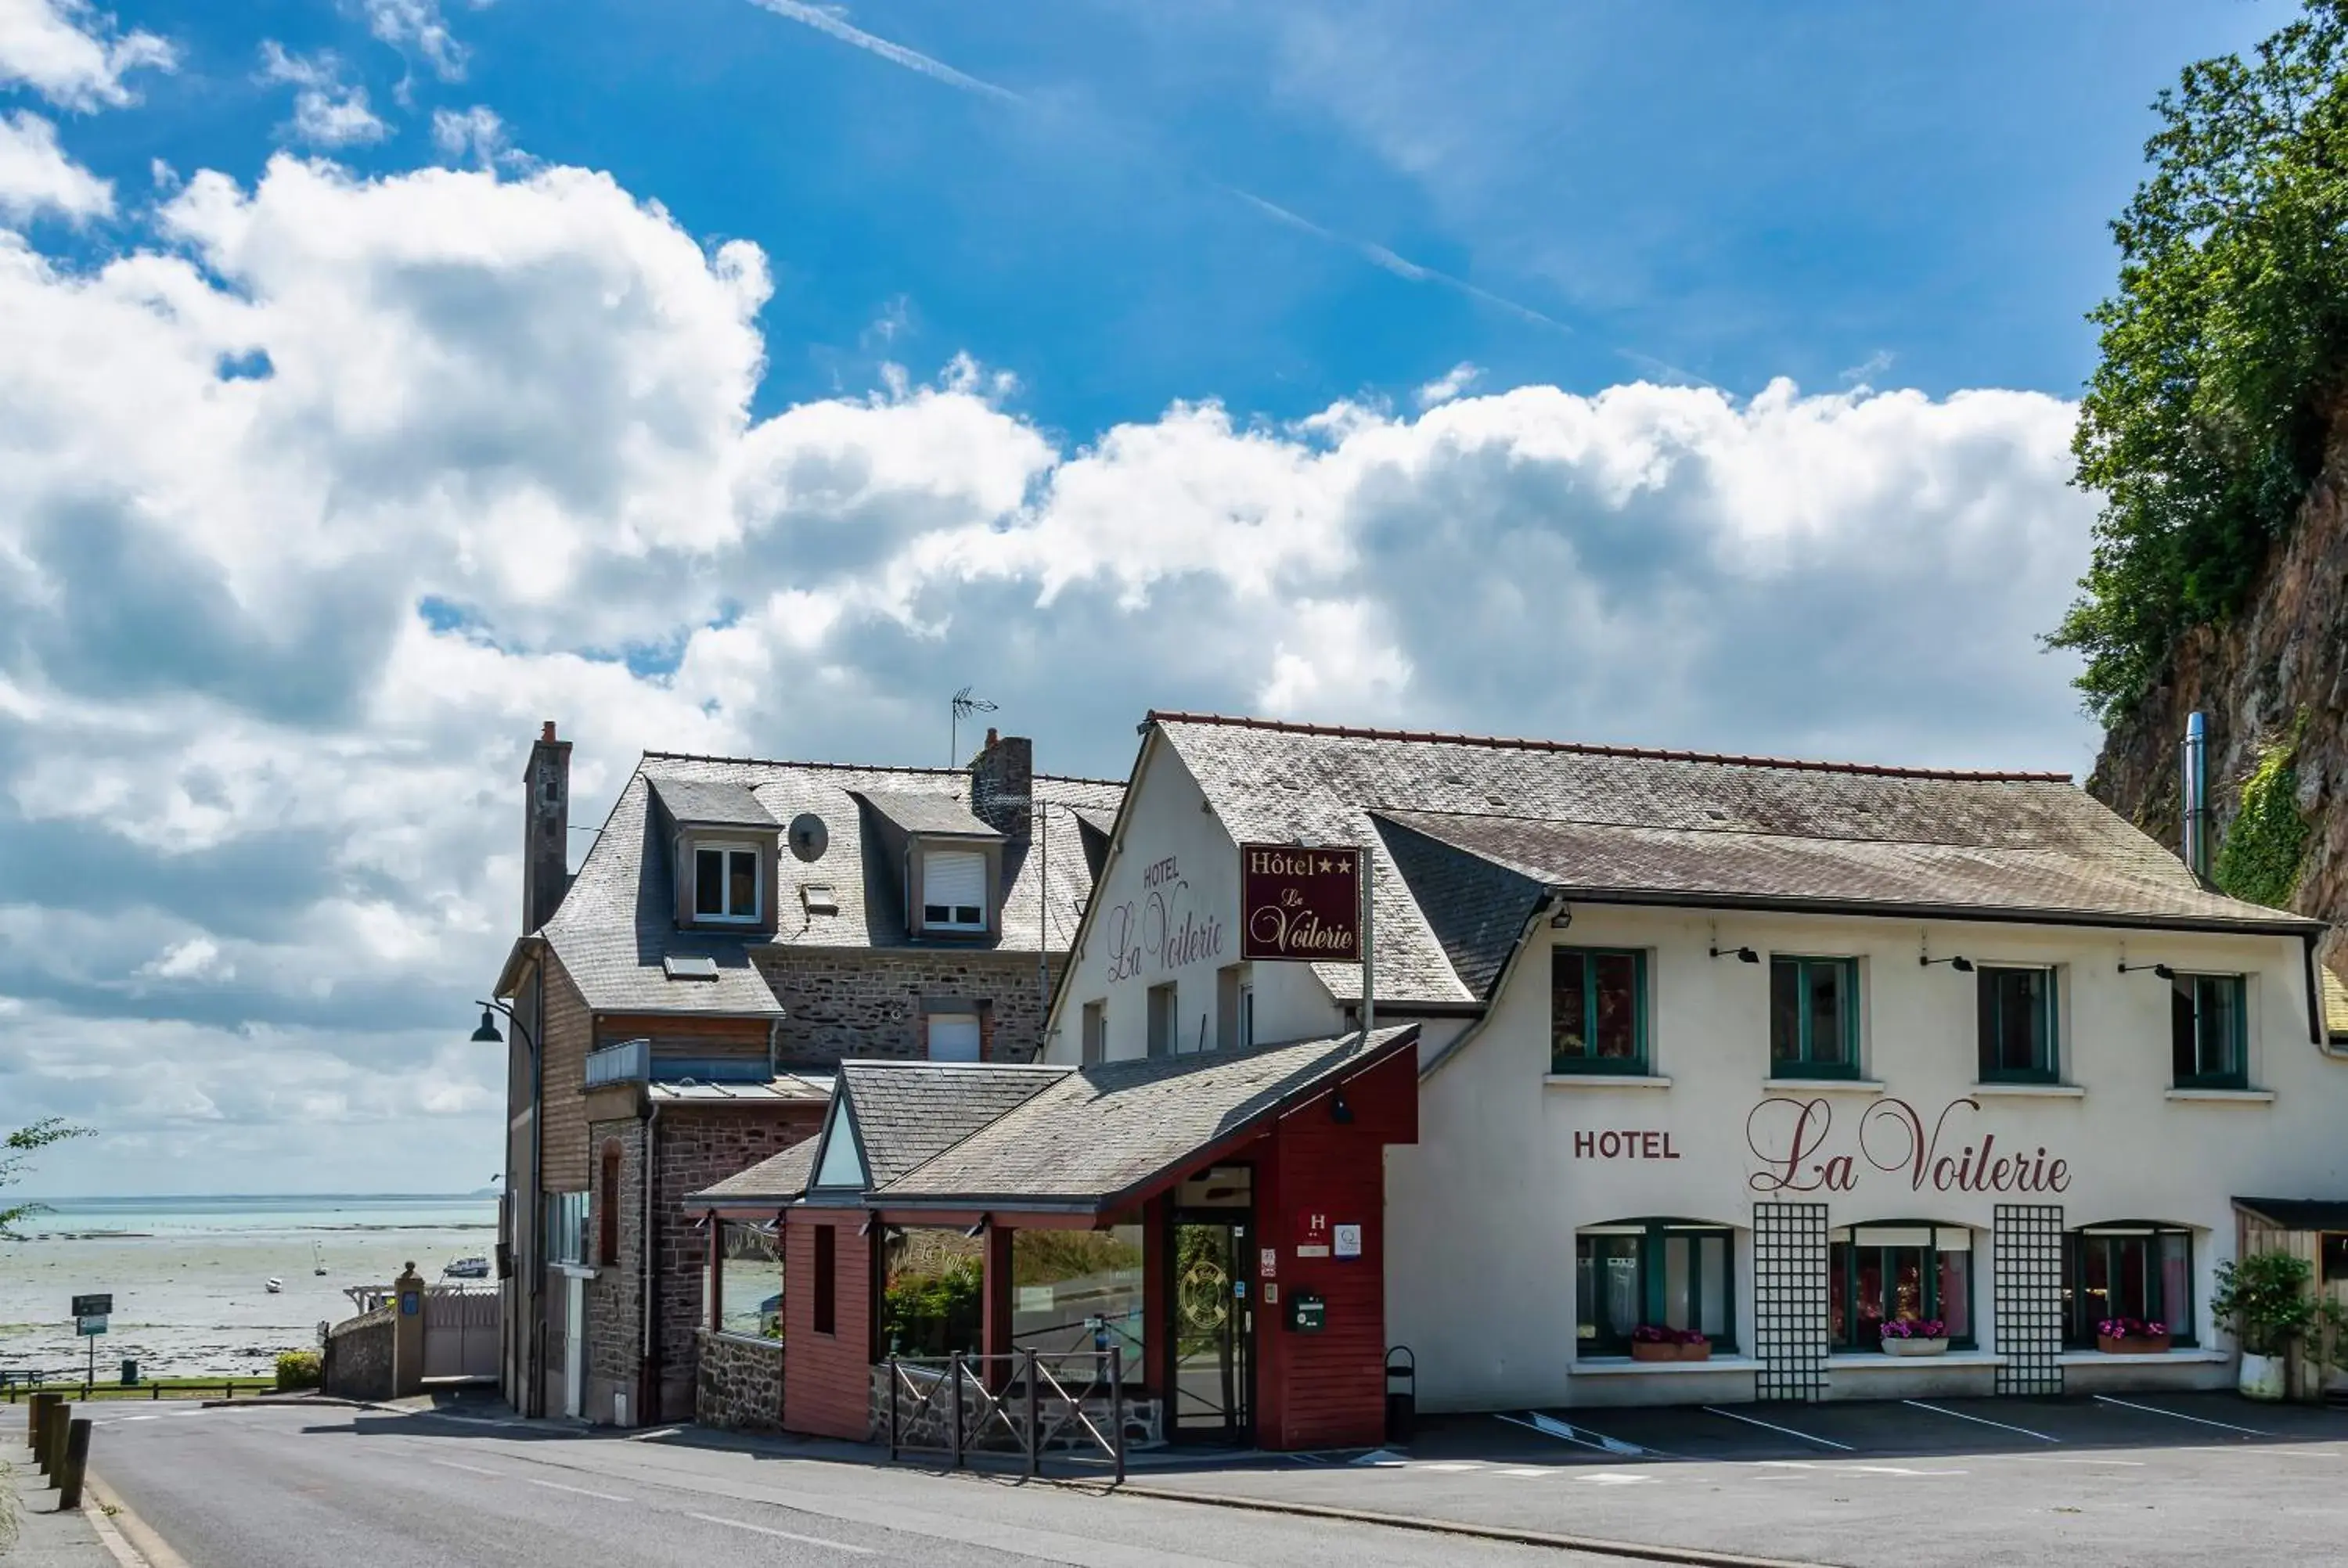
[{"x1": 1318, "y1": 857, "x2": 1332, "y2": 872}]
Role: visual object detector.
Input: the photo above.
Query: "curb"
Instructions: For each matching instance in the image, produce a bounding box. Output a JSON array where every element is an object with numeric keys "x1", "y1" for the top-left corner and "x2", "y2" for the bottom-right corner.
[
  {"x1": 83, "y1": 1471, "x2": 186, "y2": 1568},
  {"x1": 197, "y1": 1394, "x2": 362, "y2": 1410},
  {"x1": 1100, "y1": 1481, "x2": 1840, "y2": 1568}
]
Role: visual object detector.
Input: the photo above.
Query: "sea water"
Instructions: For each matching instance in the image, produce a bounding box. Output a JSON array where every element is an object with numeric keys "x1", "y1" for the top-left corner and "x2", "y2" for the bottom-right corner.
[{"x1": 0, "y1": 1193, "x2": 498, "y2": 1379}]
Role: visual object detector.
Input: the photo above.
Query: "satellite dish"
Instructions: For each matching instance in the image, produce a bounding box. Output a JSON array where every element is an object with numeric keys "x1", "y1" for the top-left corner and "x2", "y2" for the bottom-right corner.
[{"x1": 788, "y1": 813, "x2": 829, "y2": 863}]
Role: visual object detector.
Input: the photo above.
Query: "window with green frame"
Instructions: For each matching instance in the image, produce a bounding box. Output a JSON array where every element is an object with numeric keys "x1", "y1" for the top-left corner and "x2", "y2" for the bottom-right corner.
[
  {"x1": 1977, "y1": 966, "x2": 2058, "y2": 1083},
  {"x1": 2064, "y1": 1225, "x2": 2195, "y2": 1346},
  {"x1": 2170, "y1": 973, "x2": 2247, "y2": 1088},
  {"x1": 1828, "y1": 1224, "x2": 1975, "y2": 1349},
  {"x1": 1770, "y1": 956, "x2": 1858, "y2": 1078},
  {"x1": 1574, "y1": 1220, "x2": 1735, "y2": 1354},
  {"x1": 1551, "y1": 948, "x2": 1647, "y2": 1074}
]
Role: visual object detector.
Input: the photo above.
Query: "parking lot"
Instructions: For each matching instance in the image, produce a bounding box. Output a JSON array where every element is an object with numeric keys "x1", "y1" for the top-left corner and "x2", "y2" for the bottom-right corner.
[{"x1": 1136, "y1": 1394, "x2": 2348, "y2": 1568}]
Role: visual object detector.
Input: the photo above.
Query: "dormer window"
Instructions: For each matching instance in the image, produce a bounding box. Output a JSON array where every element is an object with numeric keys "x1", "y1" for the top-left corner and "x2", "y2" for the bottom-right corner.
[
  {"x1": 921, "y1": 849, "x2": 988, "y2": 931},
  {"x1": 693, "y1": 843, "x2": 761, "y2": 922}
]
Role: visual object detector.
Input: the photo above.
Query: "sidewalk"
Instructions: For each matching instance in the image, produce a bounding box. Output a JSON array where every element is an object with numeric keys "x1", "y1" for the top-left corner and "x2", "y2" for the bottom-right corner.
[{"x1": 2, "y1": 1449, "x2": 115, "y2": 1566}]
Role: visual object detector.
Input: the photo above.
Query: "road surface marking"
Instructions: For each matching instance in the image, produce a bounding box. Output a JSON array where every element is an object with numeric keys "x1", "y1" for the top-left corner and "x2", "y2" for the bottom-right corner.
[
  {"x1": 523, "y1": 1478, "x2": 627, "y2": 1501},
  {"x1": 1496, "y1": 1411, "x2": 1648, "y2": 1456},
  {"x1": 118, "y1": 1415, "x2": 161, "y2": 1422},
  {"x1": 1498, "y1": 1467, "x2": 1553, "y2": 1477},
  {"x1": 2093, "y1": 1395, "x2": 2270, "y2": 1436},
  {"x1": 1576, "y1": 1472, "x2": 1658, "y2": 1486},
  {"x1": 1903, "y1": 1399, "x2": 2059, "y2": 1442},
  {"x1": 686, "y1": 1512, "x2": 874, "y2": 1554},
  {"x1": 1703, "y1": 1405, "x2": 1853, "y2": 1451},
  {"x1": 1842, "y1": 1464, "x2": 1966, "y2": 1477},
  {"x1": 1408, "y1": 1461, "x2": 1486, "y2": 1472},
  {"x1": 429, "y1": 1458, "x2": 506, "y2": 1477},
  {"x1": 2016, "y1": 1456, "x2": 2145, "y2": 1466}
]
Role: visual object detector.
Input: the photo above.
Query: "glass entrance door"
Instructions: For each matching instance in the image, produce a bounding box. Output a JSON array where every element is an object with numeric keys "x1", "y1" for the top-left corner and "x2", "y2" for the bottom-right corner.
[
  {"x1": 1171, "y1": 1220, "x2": 1251, "y2": 1440},
  {"x1": 1169, "y1": 1163, "x2": 1254, "y2": 1443}
]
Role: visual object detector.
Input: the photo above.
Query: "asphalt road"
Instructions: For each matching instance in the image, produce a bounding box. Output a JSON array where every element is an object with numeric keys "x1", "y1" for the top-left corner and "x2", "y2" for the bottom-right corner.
[{"x1": 70, "y1": 1403, "x2": 1624, "y2": 1568}]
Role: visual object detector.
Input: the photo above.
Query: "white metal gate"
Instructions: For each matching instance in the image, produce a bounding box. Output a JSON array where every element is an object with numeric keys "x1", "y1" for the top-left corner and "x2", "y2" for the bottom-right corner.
[{"x1": 423, "y1": 1287, "x2": 502, "y2": 1379}]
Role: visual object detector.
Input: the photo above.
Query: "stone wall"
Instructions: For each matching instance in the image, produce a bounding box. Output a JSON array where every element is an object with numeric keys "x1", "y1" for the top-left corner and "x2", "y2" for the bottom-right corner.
[
  {"x1": 324, "y1": 1304, "x2": 394, "y2": 1403},
  {"x1": 696, "y1": 1330, "x2": 784, "y2": 1433},
  {"x1": 650, "y1": 1106, "x2": 821, "y2": 1422},
  {"x1": 756, "y1": 949, "x2": 1063, "y2": 1066},
  {"x1": 581, "y1": 1117, "x2": 643, "y2": 1425}
]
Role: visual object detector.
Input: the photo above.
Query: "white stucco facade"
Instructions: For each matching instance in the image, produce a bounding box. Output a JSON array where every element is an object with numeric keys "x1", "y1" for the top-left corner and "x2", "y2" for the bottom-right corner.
[{"x1": 1389, "y1": 904, "x2": 2343, "y2": 1409}]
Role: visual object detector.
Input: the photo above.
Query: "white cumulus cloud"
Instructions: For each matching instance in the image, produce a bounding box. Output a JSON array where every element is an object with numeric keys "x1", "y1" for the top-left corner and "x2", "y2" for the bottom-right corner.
[
  {"x1": 0, "y1": 0, "x2": 173, "y2": 110},
  {"x1": 257, "y1": 43, "x2": 389, "y2": 149},
  {"x1": 0, "y1": 108, "x2": 111, "y2": 221}
]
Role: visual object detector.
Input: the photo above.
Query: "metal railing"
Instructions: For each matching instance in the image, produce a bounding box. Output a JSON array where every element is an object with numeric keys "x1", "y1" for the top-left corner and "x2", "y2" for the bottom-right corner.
[{"x1": 884, "y1": 1348, "x2": 1125, "y2": 1483}]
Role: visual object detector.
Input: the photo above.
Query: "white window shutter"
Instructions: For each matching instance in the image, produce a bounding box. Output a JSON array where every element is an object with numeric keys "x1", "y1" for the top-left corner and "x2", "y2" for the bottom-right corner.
[{"x1": 924, "y1": 851, "x2": 986, "y2": 911}]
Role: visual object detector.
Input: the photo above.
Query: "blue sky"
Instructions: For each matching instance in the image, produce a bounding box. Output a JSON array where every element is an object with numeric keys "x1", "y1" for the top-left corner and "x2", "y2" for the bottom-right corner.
[
  {"x1": 50, "y1": 1, "x2": 2286, "y2": 434},
  {"x1": 0, "y1": 0, "x2": 2296, "y2": 1192}
]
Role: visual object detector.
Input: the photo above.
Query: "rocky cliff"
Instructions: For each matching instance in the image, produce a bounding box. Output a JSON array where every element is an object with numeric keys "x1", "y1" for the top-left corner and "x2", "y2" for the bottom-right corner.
[{"x1": 2087, "y1": 412, "x2": 2348, "y2": 966}]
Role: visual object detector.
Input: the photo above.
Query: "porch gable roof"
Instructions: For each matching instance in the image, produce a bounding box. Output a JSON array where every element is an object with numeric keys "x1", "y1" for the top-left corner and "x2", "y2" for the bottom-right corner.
[{"x1": 872, "y1": 1023, "x2": 1420, "y2": 1214}]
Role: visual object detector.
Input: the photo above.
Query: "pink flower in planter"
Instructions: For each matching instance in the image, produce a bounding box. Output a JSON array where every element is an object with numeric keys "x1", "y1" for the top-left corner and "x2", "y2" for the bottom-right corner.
[{"x1": 1878, "y1": 1318, "x2": 1946, "y2": 1340}]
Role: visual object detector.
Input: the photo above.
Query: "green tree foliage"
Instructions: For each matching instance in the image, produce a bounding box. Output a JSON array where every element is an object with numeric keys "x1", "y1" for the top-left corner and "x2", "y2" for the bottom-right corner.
[
  {"x1": 882, "y1": 1260, "x2": 983, "y2": 1358},
  {"x1": 275, "y1": 1349, "x2": 323, "y2": 1390},
  {"x1": 2053, "y1": 2, "x2": 2348, "y2": 716},
  {"x1": 0, "y1": 1118, "x2": 94, "y2": 1239}
]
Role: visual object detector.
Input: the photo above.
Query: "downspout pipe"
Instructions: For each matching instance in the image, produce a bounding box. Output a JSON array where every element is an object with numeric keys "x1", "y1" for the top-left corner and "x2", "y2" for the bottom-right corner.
[{"x1": 639, "y1": 1095, "x2": 661, "y2": 1426}]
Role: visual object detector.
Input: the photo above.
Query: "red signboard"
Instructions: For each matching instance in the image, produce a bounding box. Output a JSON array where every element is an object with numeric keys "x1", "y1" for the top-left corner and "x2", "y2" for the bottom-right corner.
[{"x1": 1240, "y1": 843, "x2": 1362, "y2": 963}]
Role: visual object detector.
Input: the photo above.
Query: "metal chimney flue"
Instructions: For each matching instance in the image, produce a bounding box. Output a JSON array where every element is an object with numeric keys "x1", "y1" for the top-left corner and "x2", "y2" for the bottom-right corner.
[{"x1": 2180, "y1": 711, "x2": 2209, "y2": 879}]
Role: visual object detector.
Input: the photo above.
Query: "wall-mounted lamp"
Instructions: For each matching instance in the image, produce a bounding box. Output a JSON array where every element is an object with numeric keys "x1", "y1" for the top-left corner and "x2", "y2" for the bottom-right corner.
[
  {"x1": 2117, "y1": 962, "x2": 2177, "y2": 980},
  {"x1": 963, "y1": 1214, "x2": 992, "y2": 1240},
  {"x1": 1331, "y1": 1089, "x2": 1354, "y2": 1125},
  {"x1": 858, "y1": 1214, "x2": 878, "y2": 1238},
  {"x1": 1921, "y1": 954, "x2": 1974, "y2": 973},
  {"x1": 1709, "y1": 944, "x2": 1759, "y2": 964},
  {"x1": 1550, "y1": 904, "x2": 1573, "y2": 930}
]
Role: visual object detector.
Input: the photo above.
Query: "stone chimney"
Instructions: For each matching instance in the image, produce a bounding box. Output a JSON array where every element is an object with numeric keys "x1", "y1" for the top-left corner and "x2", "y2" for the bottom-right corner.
[
  {"x1": 970, "y1": 728, "x2": 1033, "y2": 842},
  {"x1": 522, "y1": 720, "x2": 573, "y2": 933}
]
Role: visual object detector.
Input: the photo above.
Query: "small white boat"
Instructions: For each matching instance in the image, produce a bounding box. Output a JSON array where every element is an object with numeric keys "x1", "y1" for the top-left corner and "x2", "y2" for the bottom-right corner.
[
  {"x1": 265, "y1": 1278, "x2": 284, "y2": 1293},
  {"x1": 441, "y1": 1256, "x2": 491, "y2": 1280}
]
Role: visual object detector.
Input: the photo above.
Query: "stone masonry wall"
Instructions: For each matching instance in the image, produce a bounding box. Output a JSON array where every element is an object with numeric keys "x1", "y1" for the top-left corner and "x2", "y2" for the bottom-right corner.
[
  {"x1": 325, "y1": 1305, "x2": 394, "y2": 1403},
  {"x1": 650, "y1": 1105, "x2": 822, "y2": 1422},
  {"x1": 755, "y1": 949, "x2": 1064, "y2": 1066},
  {"x1": 696, "y1": 1330, "x2": 784, "y2": 1433},
  {"x1": 582, "y1": 1117, "x2": 643, "y2": 1424}
]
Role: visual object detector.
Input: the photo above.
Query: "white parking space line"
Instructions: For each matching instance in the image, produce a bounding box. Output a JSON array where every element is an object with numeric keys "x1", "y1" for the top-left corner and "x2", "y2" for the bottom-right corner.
[
  {"x1": 1903, "y1": 1399, "x2": 2059, "y2": 1442},
  {"x1": 1704, "y1": 1404, "x2": 1853, "y2": 1451},
  {"x1": 523, "y1": 1478, "x2": 628, "y2": 1501},
  {"x1": 428, "y1": 1458, "x2": 506, "y2": 1477},
  {"x1": 687, "y1": 1513, "x2": 875, "y2": 1554},
  {"x1": 2015, "y1": 1456, "x2": 2146, "y2": 1466},
  {"x1": 2093, "y1": 1395, "x2": 2271, "y2": 1436},
  {"x1": 1496, "y1": 1410, "x2": 1649, "y2": 1456}
]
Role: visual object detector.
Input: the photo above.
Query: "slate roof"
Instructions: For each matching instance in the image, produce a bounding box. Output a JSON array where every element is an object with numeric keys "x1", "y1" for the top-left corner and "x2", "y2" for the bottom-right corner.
[
  {"x1": 1150, "y1": 714, "x2": 2323, "y2": 1008},
  {"x1": 687, "y1": 1139, "x2": 819, "y2": 1207},
  {"x1": 834, "y1": 1061, "x2": 1069, "y2": 1189},
  {"x1": 853, "y1": 791, "x2": 1000, "y2": 838},
  {"x1": 874, "y1": 1025, "x2": 1419, "y2": 1210},
  {"x1": 535, "y1": 753, "x2": 1122, "y2": 1013},
  {"x1": 646, "y1": 777, "x2": 776, "y2": 829}
]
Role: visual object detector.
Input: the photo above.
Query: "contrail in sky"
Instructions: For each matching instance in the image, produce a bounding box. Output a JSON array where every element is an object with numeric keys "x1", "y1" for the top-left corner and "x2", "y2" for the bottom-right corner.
[
  {"x1": 747, "y1": 0, "x2": 1025, "y2": 105},
  {"x1": 744, "y1": 1, "x2": 1572, "y2": 337}
]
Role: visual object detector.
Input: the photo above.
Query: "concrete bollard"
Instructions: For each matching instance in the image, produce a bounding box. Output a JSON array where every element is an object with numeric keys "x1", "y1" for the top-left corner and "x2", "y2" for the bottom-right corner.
[{"x1": 56, "y1": 1418, "x2": 92, "y2": 1511}]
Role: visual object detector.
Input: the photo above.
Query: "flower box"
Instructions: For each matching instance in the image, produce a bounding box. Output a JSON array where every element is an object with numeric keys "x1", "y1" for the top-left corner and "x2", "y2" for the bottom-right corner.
[
  {"x1": 1879, "y1": 1318, "x2": 1948, "y2": 1356},
  {"x1": 1678, "y1": 1340, "x2": 1712, "y2": 1362},
  {"x1": 1881, "y1": 1336, "x2": 1950, "y2": 1357},
  {"x1": 2097, "y1": 1332, "x2": 2171, "y2": 1355},
  {"x1": 1630, "y1": 1340, "x2": 1680, "y2": 1362}
]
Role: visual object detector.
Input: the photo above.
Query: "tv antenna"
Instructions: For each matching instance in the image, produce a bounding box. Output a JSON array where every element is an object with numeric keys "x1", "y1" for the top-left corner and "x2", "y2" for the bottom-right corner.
[{"x1": 950, "y1": 686, "x2": 996, "y2": 765}]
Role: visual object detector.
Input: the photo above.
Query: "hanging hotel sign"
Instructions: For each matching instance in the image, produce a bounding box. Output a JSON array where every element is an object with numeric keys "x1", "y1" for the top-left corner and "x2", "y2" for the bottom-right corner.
[
  {"x1": 1744, "y1": 1095, "x2": 2073, "y2": 1196},
  {"x1": 1239, "y1": 843, "x2": 1361, "y2": 963}
]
